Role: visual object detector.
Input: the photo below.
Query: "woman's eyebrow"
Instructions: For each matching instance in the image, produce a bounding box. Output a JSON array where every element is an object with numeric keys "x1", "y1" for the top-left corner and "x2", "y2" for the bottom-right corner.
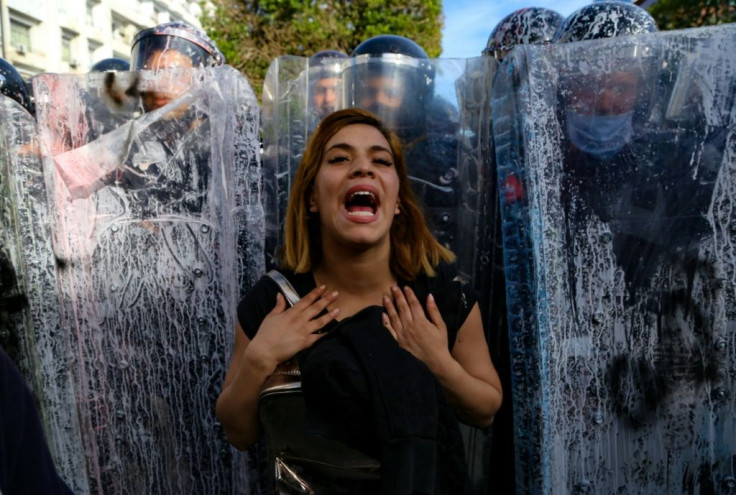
[
  {"x1": 325, "y1": 142, "x2": 354, "y2": 152},
  {"x1": 325, "y1": 143, "x2": 392, "y2": 154},
  {"x1": 369, "y1": 145, "x2": 392, "y2": 154}
]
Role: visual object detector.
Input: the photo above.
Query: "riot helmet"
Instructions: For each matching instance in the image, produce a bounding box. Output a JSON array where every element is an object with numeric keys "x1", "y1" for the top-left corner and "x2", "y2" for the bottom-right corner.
[
  {"x1": 483, "y1": 7, "x2": 564, "y2": 61},
  {"x1": 308, "y1": 50, "x2": 348, "y2": 119},
  {"x1": 91, "y1": 57, "x2": 131, "y2": 72},
  {"x1": 309, "y1": 50, "x2": 348, "y2": 66},
  {"x1": 553, "y1": 2, "x2": 657, "y2": 44},
  {"x1": 131, "y1": 22, "x2": 224, "y2": 112},
  {"x1": 0, "y1": 57, "x2": 33, "y2": 115},
  {"x1": 342, "y1": 35, "x2": 434, "y2": 135},
  {"x1": 130, "y1": 22, "x2": 225, "y2": 71}
]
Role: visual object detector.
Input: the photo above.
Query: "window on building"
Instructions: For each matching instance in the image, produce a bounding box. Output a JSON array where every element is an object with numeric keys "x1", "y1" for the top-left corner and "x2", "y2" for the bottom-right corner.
[
  {"x1": 62, "y1": 37, "x2": 72, "y2": 63},
  {"x1": 62, "y1": 31, "x2": 78, "y2": 66},
  {"x1": 112, "y1": 17, "x2": 131, "y2": 43},
  {"x1": 86, "y1": 2, "x2": 95, "y2": 26},
  {"x1": 112, "y1": 20, "x2": 121, "y2": 40},
  {"x1": 88, "y1": 41, "x2": 101, "y2": 67},
  {"x1": 10, "y1": 21, "x2": 31, "y2": 54}
]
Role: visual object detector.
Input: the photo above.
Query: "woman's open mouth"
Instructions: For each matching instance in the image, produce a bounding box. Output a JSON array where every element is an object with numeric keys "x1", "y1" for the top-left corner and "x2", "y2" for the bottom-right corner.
[{"x1": 344, "y1": 186, "x2": 380, "y2": 218}]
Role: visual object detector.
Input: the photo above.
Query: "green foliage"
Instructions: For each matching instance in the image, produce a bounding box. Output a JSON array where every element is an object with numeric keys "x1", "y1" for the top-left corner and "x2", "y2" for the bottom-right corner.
[
  {"x1": 648, "y1": 0, "x2": 736, "y2": 31},
  {"x1": 200, "y1": 0, "x2": 443, "y2": 99}
]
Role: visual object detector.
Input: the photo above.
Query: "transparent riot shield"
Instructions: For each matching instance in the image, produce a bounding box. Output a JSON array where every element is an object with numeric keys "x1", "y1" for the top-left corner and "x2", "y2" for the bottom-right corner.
[
  {"x1": 261, "y1": 56, "x2": 311, "y2": 269},
  {"x1": 493, "y1": 25, "x2": 736, "y2": 494},
  {"x1": 33, "y1": 65, "x2": 262, "y2": 494},
  {"x1": 0, "y1": 95, "x2": 84, "y2": 490},
  {"x1": 263, "y1": 54, "x2": 501, "y2": 493}
]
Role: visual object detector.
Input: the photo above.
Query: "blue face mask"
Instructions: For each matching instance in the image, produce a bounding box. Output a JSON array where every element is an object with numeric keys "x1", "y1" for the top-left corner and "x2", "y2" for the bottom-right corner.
[{"x1": 566, "y1": 110, "x2": 634, "y2": 161}]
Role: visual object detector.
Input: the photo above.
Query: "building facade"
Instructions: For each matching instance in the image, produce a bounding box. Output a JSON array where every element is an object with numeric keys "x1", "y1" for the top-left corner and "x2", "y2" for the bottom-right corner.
[{"x1": 0, "y1": 0, "x2": 207, "y2": 78}]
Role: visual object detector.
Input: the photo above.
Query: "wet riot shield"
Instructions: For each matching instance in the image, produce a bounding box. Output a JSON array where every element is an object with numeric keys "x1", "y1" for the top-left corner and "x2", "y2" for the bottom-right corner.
[
  {"x1": 0, "y1": 98, "x2": 32, "y2": 363},
  {"x1": 262, "y1": 54, "x2": 501, "y2": 493},
  {"x1": 493, "y1": 25, "x2": 736, "y2": 493},
  {"x1": 0, "y1": 95, "x2": 83, "y2": 488},
  {"x1": 32, "y1": 65, "x2": 262, "y2": 494}
]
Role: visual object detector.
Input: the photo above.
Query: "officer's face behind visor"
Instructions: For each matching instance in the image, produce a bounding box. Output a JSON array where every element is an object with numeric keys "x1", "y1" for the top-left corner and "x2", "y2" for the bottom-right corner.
[
  {"x1": 344, "y1": 57, "x2": 426, "y2": 133},
  {"x1": 132, "y1": 36, "x2": 211, "y2": 112},
  {"x1": 358, "y1": 74, "x2": 405, "y2": 110},
  {"x1": 563, "y1": 69, "x2": 641, "y2": 160},
  {"x1": 312, "y1": 76, "x2": 340, "y2": 118},
  {"x1": 569, "y1": 71, "x2": 640, "y2": 116}
]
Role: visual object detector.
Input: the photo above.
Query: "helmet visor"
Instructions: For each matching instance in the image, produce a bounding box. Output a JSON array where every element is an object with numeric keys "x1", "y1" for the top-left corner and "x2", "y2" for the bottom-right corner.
[
  {"x1": 341, "y1": 55, "x2": 429, "y2": 131},
  {"x1": 131, "y1": 35, "x2": 215, "y2": 71}
]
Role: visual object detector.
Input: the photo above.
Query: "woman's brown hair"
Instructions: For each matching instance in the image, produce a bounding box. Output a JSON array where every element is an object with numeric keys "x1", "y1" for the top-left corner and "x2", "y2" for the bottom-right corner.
[{"x1": 278, "y1": 108, "x2": 454, "y2": 280}]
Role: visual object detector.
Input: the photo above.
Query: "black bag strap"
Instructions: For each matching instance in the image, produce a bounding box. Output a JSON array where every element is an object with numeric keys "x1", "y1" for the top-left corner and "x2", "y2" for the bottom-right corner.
[
  {"x1": 265, "y1": 270, "x2": 301, "y2": 307},
  {"x1": 260, "y1": 270, "x2": 303, "y2": 391}
]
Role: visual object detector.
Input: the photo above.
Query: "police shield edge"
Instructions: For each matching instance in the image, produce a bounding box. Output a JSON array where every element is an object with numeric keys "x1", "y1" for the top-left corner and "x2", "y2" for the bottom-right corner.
[
  {"x1": 31, "y1": 66, "x2": 262, "y2": 493},
  {"x1": 493, "y1": 24, "x2": 736, "y2": 494}
]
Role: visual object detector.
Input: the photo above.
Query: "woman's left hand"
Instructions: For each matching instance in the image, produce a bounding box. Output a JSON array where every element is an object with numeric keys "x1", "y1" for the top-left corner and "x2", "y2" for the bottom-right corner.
[
  {"x1": 382, "y1": 285, "x2": 450, "y2": 367},
  {"x1": 385, "y1": 286, "x2": 503, "y2": 427}
]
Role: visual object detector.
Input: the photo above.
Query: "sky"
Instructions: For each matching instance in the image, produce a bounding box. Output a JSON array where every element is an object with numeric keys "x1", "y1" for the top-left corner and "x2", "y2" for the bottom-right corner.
[{"x1": 441, "y1": 0, "x2": 594, "y2": 58}]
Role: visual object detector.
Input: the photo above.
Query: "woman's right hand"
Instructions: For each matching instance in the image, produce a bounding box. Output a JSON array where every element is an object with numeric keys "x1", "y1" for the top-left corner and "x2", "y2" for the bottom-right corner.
[{"x1": 244, "y1": 285, "x2": 340, "y2": 371}]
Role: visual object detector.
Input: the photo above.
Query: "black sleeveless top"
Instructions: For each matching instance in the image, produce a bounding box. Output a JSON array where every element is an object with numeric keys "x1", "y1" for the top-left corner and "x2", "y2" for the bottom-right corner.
[{"x1": 237, "y1": 262, "x2": 476, "y2": 494}]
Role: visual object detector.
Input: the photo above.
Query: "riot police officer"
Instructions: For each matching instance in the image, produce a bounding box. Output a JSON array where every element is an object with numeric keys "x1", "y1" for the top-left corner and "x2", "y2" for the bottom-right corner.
[
  {"x1": 556, "y1": 2, "x2": 727, "y2": 431},
  {"x1": 555, "y1": 2, "x2": 673, "y2": 292},
  {"x1": 344, "y1": 35, "x2": 440, "y2": 139}
]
